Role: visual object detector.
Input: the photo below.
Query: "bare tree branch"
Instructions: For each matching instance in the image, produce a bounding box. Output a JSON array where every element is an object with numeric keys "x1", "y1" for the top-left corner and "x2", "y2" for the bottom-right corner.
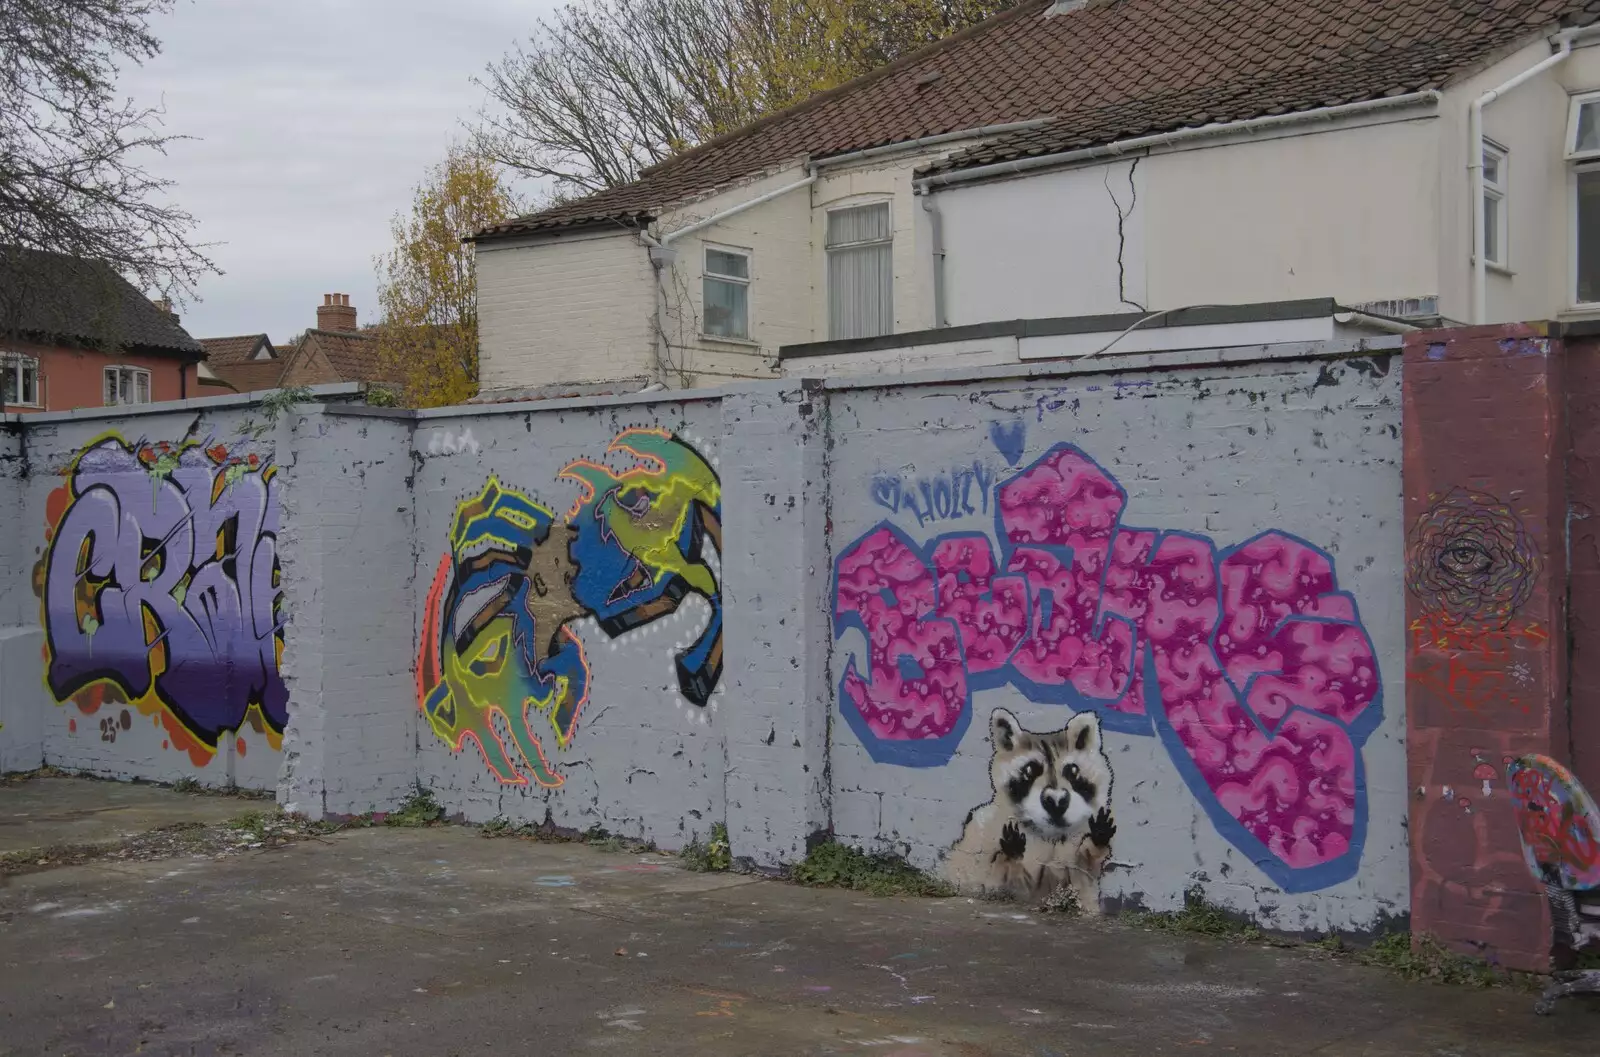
[
  {"x1": 475, "y1": 0, "x2": 1015, "y2": 202},
  {"x1": 0, "y1": 0, "x2": 216, "y2": 338}
]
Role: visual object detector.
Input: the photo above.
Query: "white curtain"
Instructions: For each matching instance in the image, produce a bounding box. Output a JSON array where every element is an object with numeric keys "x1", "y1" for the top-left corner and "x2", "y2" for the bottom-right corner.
[{"x1": 827, "y1": 204, "x2": 893, "y2": 340}]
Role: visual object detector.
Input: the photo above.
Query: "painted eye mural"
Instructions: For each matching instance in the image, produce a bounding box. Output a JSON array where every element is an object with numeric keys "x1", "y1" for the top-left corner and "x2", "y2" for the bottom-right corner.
[
  {"x1": 1404, "y1": 489, "x2": 1547, "y2": 714},
  {"x1": 417, "y1": 429, "x2": 723, "y2": 787},
  {"x1": 36, "y1": 435, "x2": 286, "y2": 766},
  {"x1": 1406, "y1": 488, "x2": 1540, "y2": 632}
]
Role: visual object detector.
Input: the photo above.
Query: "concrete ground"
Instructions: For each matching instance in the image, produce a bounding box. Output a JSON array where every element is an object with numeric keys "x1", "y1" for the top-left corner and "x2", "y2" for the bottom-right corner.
[
  {"x1": 0, "y1": 775, "x2": 254, "y2": 854},
  {"x1": 0, "y1": 779, "x2": 1596, "y2": 1056}
]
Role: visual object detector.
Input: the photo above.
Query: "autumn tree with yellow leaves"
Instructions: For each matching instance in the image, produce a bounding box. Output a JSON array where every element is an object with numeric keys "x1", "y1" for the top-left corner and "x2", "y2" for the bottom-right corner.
[
  {"x1": 475, "y1": 0, "x2": 1015, "y2": 201},
  {"x1": 373, "y1": 148, "x2": 523, "y2": 407}
]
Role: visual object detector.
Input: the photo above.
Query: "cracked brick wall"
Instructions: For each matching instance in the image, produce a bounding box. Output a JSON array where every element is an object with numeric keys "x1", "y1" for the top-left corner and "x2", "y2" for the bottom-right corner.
[{"x1": 1403, "y1": 324, "x2": 1600, "y2": 973}]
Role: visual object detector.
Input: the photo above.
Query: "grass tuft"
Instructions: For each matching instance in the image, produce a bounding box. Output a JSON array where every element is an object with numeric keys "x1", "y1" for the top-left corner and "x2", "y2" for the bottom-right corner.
[
  {"x1": 384, "y1": 788, "x2": 445, "y2": 827},
  {"x1": 1124, "y1": 887, "x2": 1264, "y2": 941},
  {"x1": 1354, "y1": 933, "x2": 1507, "y2": 988},
  {"x1": 789, "y1": 840, "x2": 953, "y2": 897},
  {"x1": 680, "y1": 823, "x2": 732, "y2": 872}
]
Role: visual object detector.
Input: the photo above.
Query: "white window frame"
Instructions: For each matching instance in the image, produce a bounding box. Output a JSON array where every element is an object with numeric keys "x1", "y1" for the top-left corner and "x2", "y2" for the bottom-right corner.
[
  {"x1": 1572, "y1": 161, "x2": 1600, "y2": 310},
  {"x1": 825, "y1": 199, "x2": 895, "y2": 341},
  {"x1": 103, "y1": 365, "x2": 152, "y2": 407},
  {"x1": 1482, "y1": 140, "x2": 1509, "y2": 270},
  {"x1": 701, "y1": 243, "x2": 752, "y2": 342},
  {"x1": 1, "y1": 352, "x2": 40, "y2": 407},
  {"x1": 1567, "y1": 91, "x2": 1600, "y2": 161}
]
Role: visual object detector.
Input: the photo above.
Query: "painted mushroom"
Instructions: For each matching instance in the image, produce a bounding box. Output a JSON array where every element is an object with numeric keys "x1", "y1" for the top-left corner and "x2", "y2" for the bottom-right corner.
[
  {"x1": 1458, "y1": 796, "x2": 1473, "y2": 815},
  {"x1": 1474, "y1": 761, "x2": 1497, "y2": 798}
]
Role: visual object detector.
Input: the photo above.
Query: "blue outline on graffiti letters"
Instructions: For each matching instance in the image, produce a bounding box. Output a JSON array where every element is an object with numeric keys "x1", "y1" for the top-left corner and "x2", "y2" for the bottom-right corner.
[
  {"x1": 1138, "y1": 529, "x2": 1381, "y2": 892},
  {"x1": 830, "y1": 448, "x2": 1383, "y2": 892},
  {"x1": 833, "y1": 520, "x2": 976, "y2": 767},
  {"x1": 989, "y1": 450, "x2": 1156, "y2": 737}
]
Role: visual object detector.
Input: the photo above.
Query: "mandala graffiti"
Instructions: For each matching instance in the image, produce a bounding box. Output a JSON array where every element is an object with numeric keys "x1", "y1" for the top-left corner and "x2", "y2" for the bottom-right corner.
[
  {"x1": 1507, "y1": 755, "x2": 1600, "y2": 892},
  {"x1": 1407, "y1": 489, "x2": 1539, "y2": 632},
  {"x1": 418, "y1": 429, "x2": 722, "y2": 787},
  {"x1": 37, "y1": 435, "x2": 286, "y2": 765},
  {"x1": 833, "y1": 442, "x2": 1381, "y2": 891}
]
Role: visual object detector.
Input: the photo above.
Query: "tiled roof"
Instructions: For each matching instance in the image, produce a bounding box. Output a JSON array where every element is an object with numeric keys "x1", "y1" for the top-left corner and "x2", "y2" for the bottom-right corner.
[
  {"x1": 199, "y1": 334, "x2": 273, "y2": 368},
  {"x1": 482, "y1": 0, "x2": 1600, "y2": 237},
  {"x1": 209, "y1": 360, "x2": 287, "y2": 394},
  {"x1": 301, "y1": 329, "x2": 388, "y2": 384},
  {"x1": 0, "y1": 245, "x2": 203, "y2": 356},
  {"x1": 201, "y1": 330, "x2": 386, "y2": 391}
]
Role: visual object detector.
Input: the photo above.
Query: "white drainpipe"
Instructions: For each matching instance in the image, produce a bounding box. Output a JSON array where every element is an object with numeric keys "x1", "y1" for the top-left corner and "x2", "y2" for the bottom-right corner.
[
  {"x1": 635, "y1": 118, "x2": 1055, "y2": 379},
  {"x1": 1334, "y1": 309, "x2": 1419, "y2": 335},
  {"x1": 1469, "y1": 30, "x2": 1585, "y2": 324},
  {"x1": 639, "y1": 168, "x2": 819, "y2": 385}
]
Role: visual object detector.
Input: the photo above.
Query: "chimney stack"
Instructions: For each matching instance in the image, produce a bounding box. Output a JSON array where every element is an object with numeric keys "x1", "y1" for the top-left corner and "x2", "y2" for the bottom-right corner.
[
  {"x1": 316, "y1": 293, "x2": 358, "y2": 333},
  {"x1": 152, "y1": 297, "x2": 178, "y2": 323}
]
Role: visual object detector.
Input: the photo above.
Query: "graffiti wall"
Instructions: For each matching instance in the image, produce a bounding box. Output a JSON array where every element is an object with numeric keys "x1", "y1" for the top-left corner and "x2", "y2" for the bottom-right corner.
[
  {"x1": 19, "y1": 413, "x2": 287, "y2": 789},
  {"x1": 0, "y1": 352, "x2": 1415, "y2": 932},
  {"x1": 827, "y1": 357, "x2": 1407, "y2": 932},
  {"x1": 412, "y1": 408, "x2": 729, "y2": 847}
]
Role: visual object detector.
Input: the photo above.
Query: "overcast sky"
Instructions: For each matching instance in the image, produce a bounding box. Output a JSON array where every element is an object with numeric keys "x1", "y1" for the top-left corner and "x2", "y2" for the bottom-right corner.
[{"x1": 119, "y1": 0, "x2": 558, "y2": 342}]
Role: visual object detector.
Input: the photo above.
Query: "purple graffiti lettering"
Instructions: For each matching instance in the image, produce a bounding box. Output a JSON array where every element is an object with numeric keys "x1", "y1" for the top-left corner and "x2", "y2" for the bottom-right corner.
[
  {"x1": 831, "y1": 442, "x2": 1381, "y2": 890},
  {"x1": 42, "y1": 438, "x2": 286, "y2": 749}
]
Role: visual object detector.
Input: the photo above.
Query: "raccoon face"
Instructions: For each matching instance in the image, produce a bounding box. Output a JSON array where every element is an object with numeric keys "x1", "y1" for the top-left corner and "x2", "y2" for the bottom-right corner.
[{"x1": 988, "y1": 707, "x2": 1110, "y2": 841}]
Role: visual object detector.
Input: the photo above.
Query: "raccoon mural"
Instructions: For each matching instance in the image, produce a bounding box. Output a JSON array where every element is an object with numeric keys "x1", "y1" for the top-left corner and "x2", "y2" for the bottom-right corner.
[{"x1": 945, "y1": 707, "x2": 1117, "y2": 910}]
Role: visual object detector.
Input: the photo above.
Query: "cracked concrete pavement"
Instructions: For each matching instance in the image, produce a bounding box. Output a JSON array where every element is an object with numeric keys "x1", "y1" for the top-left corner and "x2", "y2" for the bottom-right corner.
[{"x1": 1, "y1": 778, "x2": 1596, "y2": 1056}]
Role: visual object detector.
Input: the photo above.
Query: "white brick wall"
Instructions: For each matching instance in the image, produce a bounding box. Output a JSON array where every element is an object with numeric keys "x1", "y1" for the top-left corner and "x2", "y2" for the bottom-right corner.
[
  {"x1": 658, "y1": 167, "x2": 815, "y2": 385},
  {"x1": 477, "y1": 229, "x2": 657, "y2": 391}
]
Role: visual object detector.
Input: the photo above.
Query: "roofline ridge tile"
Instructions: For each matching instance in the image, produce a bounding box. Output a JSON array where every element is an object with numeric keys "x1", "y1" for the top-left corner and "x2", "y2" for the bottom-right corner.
[{"x1": 634, "y1": 0, "x2": 1049, "y2": 182}]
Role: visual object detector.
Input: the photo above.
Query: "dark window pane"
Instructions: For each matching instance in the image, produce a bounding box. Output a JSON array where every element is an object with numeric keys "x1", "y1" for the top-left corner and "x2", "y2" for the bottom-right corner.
[
  {"x1": 1578, "y1": 170, "x2": 1600, "y2": 303},
  {"x1": 704, "y1": 277, "x2": 748, "y2": 339},
  {"x1": 1579, "y1": 103, "x2": 1600, "y2": 155},
  {"x1": 705, "y1": 249, "x2": 748, "y2": 279}
]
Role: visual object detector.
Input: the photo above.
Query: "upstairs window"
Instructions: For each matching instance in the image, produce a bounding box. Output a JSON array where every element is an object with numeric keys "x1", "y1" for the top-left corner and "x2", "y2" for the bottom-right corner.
[
  {"x1": 1482, "y1": 141, "x2": 1508, "y2": 268},
  {"x1": 1570, "y1": 94, "x2": 1600, "y2": 307},
  {"x1": 2, "y1": 353, "x2": 39, "y2": 407},
  {"x1": 703, "y1": 246, "x2": 750, "y2": 340},
  {"x1": 1576, "y1": 164, "x2": 1600, "y2": 306},
  {"x1": 104, "y1": 366, "x2": 151, "y2": 406},
  {"x1": 827, "y1": 202, "x2": 893, "y2": 340},
  {"x1": 1567, "y1": 92, "x2": 1600, "y2": 161}
]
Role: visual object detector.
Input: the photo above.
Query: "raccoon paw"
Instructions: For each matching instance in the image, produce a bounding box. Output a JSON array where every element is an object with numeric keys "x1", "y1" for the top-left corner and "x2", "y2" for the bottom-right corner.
[
  {"x1": 999, "y1": 821, "x2": 1027, "y2": 860},
  {"x1": 1088, "y1": 807, "x2": 1116, "y2": 848}
]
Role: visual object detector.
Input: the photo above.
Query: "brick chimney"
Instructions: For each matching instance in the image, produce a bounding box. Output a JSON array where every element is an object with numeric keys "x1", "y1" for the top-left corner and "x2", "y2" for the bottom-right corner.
[
  {"x1": 316, "y1": 293, "x2": 358, "y2": 333},
  {"x1": 151, "y1": 297, "x2": 178, "y2": 323}
]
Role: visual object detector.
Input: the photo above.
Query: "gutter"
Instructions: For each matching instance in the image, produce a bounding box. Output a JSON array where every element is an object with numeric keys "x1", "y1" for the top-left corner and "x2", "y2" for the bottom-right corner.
[
  {"x1": 646, "y1": 119, "x2": 1055, "y2": 247},
  {"x1": 1333, "y1": 310, "x2": 1419, "y2": 335},
  {"x1": 915, "y1": 91, "x2": 1443, "y2": 191},
  {"x1": 813, "y1": 119, "x2": 1053, "y2": 170},
  {"x1": 1469, "y1": 26, "x2": 1600, "y2": 324}
]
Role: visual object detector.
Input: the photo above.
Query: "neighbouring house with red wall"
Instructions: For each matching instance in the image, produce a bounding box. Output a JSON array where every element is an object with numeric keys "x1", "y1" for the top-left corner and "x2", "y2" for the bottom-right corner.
[
  {"x1": 0, "y1": 247, "x2": 203, "y2": 413},
  {"x1": 199, "y1": 294, "x2": 389, "y2": 396}
]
